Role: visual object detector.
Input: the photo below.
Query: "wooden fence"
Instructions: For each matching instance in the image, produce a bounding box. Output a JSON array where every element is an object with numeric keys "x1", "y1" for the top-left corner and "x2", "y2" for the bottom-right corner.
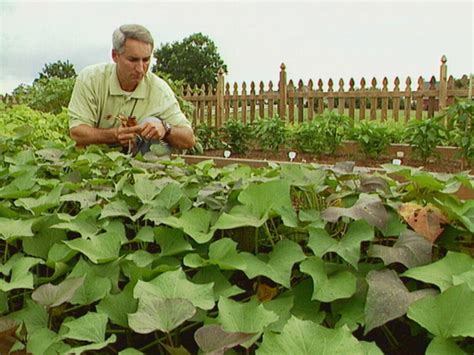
[{"x1": 182, "y1": 56, "x2": 472, "y2": 127}]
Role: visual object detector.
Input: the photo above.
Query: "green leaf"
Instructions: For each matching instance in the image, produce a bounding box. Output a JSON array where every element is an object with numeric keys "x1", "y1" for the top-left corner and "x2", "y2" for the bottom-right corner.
[
  {"x1": 27, "y1": 328, "x2": 62, "y2": 355},
  {"x1": 241, "y1": 239, "x2": 306, "y2": 288},
  {"x1": 407, "y1": 283, "x2": 474, "y2": 338},
  {"x1": 65, "y1": 335, "x2": 116, "y2": 355},
  {"x1": 133, "y1": 226, "x2": 155, "y2": 243},
  {"x1": 0, "y1": 253, "x2": 43, "y2": 291},
  {"x1": 100, "y1": 200, "x2": 132, "y2": 219},
  {"x1": 62, "y1": 312, "x2": 109, "y2": 343},
  {"x1": 300, "y1": 257, "x2": 357, "y2": 302},
  {"x1": 321, "y1": 193, "x2": 388, "y2": 230},
  {"x1": 161, "y1": 208, "x2": 215, "y2": 243},
  {"x1": 194, "y1": 325, "x2": 255, "y2": 354},
  {"x1": 217, "y1": 297, "x2": 278, "y2": 335},
  {"x1": 64, "y1": 230, "x2": 123, "y2": 264},
  {"x1": 157, "y1": 182, "x2": 183, "y2": 209},
  {"x1": 134, "y1": 175, "x2": 160, "y2": 203},
  {"x1": 184, "y1": 238, "x2": 246, "y2": 270},
  {"x1": 134, "y1": 269, "x2": 215, "y2": 310},
  {"x1": 213, "y1": 179, "x2": 293, "y2": 229},
  {"x1": 280, "y1": 164, "x2": 326, "y2": 188},
  {"x1": 52, "y1": 209, "x2": 101, "y2": 239},
  {"x1": 257, "y1": 316, "x2": 375, "y2": 355},
  {"x1": 308, "y1": 219, "x2": 374, "y2": 269},
  {"x1": 368, "y1": 230, "x2": 432, "y2": 268},
  {"x1": 32, "y1": 277, "x2": 84, "y2": 308},
  {"x1": 68, "y1": 259, "x2": 112, "y2": 306},
  {"x1": 425, "y1": 337, "x2": 466, "y2": 355},
  {"x1": 23, "y1": 224, "x2": 66, "y2": 260},
  {"x1": 129, "y1": 296, "x2": 196, "y2": 334},
  {"x1": 283, "y1": 278, "x2": 323, "y2": 323},
  {"x1": 15, "y1": 185, "x2": 63, "y2": 215},
  {"x1": 192, "y1": 266, "x2": 245, "y2": 300},
  {"x1": 0, "y1": 217, "x2": 34, "y2": 241},
  {"x1": 96, "y1": 282, "x2": 138, "y2": 328},
  {"x1": 9, "y1": 299, "x2": 48, "y2": 334},
  {"x1": 364, "y1": 269, "x2": 437, "y2": 334},
  {"x1": 154, "y1": 227, "x2": 193, "y2": 256},
  {"x1": 402, "y1": 252, "x2": 474, "y2": 292},
  {"x1": 60, "y1": 191, "x2": 97, "y2": 209}
]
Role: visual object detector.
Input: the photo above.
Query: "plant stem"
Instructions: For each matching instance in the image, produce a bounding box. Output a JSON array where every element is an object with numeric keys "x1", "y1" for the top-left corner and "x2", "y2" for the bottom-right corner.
[
  {"x1": 167, "y1": 332, "x2": 175, "y2": 347},
  {"x1": 382, "y1": 324, "x2": 399, "y2": 349}
]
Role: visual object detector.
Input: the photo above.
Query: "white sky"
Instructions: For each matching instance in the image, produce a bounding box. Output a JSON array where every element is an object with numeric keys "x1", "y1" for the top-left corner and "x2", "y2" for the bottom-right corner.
[{"x1": 0, "y1": 0, "x2": 472, "y2": 95}]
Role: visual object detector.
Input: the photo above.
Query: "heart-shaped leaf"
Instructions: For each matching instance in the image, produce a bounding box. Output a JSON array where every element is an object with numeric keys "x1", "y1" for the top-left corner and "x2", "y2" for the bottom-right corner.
[
  {"x1": 61, "y1": 312, "x2": 109, "y2": 343},
  {"x1": 195, "y1": 324, "x2": 255, "y2": 355},
  {"x1": 257, "y1": 316, "x2": 380, "y2": 355},
  {"x1": 407, "y1": 283, "x2": 474, "y2": 338},
  {"x1": 308, "y1": 219, "x2": 374, "y2": 269},
  {"x1": 300, "y1": 257, "x2": 357, "y2": 302},
  {"x1": 32, "y1": 277, "x2": 85, "y2": 308},
  {"x1": 134, "y1": 269, "x2": 214, "y2": 310},
  {"x1": 368, "y1": 230, "x2": 432, "y2": 268},
  {"x1": 129, "y1": 296, "x2": 196, "y2": 334},
  {"x1": 364, "y1": 269, "x2": 437, "y2": 334},
  {"x1": 402, "y1": 251, "x2": 474, "y2": 292},
  {"x1": 321, "y1": 193, "x2": 388, "y2": 230}
]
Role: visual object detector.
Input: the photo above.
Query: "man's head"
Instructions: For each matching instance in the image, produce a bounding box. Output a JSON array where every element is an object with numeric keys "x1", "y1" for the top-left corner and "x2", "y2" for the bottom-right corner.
[{"x1": 112, "y1": 24, "x2": 154, "y2": 91}]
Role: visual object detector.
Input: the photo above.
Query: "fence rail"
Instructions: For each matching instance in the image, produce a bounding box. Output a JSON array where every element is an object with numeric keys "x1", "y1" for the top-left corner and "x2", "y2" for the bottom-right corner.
[{"x1": 182, "y1": 56, "x2": 472, "y2": 127}]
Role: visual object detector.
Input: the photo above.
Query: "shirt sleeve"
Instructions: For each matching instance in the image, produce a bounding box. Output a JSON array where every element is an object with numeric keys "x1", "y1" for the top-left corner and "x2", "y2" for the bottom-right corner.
[
  {"x1": 150, "y1": 78, "x2": 192, "y2": 128},
  {"x1": 68, "y1": 75, "x2": 99, "y2": 129}
]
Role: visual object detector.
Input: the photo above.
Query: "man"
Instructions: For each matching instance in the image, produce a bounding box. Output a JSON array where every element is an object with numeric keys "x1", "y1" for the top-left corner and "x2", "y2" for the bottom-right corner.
[{"x1": 68, "y1": 24, "x2": 195, "y2": 154}]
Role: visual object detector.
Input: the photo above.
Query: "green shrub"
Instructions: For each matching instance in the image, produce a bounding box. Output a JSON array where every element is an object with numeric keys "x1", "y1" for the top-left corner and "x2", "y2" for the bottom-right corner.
[
  {"x1": 17, "y1": 77, "x2": 75, "y2": 114},
  {"x1": 195, "y1": 123, "x2": 223, "y2": 151},
  {"x1": 353, "y1": 122, "x2": 391, "y2": 159},
  {"x1": 405, "y1": 116, "x2": 449, "y2": 162},
  {"x1": 445, "y1": 99, "x2": 474, "y2": 165},
  {"x1": 220, "y1": 119, "x2": 253, "y2": 154},
  {"x1": 253, "y1": 116, "x2": 287, "y2": 152}
]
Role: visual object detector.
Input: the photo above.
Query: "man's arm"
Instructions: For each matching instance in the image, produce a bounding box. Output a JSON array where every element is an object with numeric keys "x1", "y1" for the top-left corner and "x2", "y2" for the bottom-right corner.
[
  {"x1": 140, "y1": 121, "x2": 195, "y2": 149},
  {"x1": 70, "y1": 124, "x2": 142, "y2": 147}
]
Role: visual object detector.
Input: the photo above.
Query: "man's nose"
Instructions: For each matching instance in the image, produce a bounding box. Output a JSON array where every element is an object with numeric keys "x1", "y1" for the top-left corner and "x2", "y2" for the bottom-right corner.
[{"x1": 136, "y1": 61, "x2": 145, "y2": 73}]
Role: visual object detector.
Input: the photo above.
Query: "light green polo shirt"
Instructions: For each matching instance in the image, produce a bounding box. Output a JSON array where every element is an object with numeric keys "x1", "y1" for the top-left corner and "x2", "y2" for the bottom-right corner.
[{"x1": 68, "y1": 63, "x2": 191, "y2": 129}]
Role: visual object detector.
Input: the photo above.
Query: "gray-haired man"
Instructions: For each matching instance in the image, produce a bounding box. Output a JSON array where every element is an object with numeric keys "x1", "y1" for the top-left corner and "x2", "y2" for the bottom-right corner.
[{"x1": 68, "y1": 24, "x2": 195, "y2": 154}]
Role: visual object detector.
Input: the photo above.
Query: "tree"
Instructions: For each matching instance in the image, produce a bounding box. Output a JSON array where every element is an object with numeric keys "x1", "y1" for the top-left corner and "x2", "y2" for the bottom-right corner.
[
  {"x1": 36, "y1": 59, "x2": 76, "y2": 81},
  {"x1": 152, "y1": 33, "x2": 227, "y2": 88}
]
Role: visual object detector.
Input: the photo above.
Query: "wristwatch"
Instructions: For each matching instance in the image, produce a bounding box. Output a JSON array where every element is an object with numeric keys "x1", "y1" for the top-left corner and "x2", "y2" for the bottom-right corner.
[{"x1": 161, "y1": 120, "x2": 172, "y2": 139}]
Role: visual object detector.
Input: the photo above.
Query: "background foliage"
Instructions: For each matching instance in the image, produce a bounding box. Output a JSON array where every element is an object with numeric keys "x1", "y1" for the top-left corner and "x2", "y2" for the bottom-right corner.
[{"x1": 152, "y1": 32, "x2": 228, "y2": 88}]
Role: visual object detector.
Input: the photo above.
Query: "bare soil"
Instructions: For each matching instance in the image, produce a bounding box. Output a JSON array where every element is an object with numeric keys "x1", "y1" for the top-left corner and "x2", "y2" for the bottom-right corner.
[{"x1": 201, "y1": 149, "x2": 471, "y2": 174}]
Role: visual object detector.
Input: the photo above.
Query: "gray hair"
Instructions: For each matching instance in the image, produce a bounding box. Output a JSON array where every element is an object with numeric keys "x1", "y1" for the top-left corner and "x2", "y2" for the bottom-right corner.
[{"x1": 112, "y1": 24, "x2": 154, "y2": 54}]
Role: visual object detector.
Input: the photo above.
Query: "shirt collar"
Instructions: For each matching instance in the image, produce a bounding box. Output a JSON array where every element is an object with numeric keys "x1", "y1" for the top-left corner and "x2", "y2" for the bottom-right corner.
[{"x1": 109, "y1": 64, "x2": 146, "y2": 99}]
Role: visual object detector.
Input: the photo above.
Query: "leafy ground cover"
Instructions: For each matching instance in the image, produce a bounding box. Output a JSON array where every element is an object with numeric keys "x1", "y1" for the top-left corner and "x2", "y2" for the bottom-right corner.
[{"x1": 0, "y1": 104, "x2": 473, "y2": 354}]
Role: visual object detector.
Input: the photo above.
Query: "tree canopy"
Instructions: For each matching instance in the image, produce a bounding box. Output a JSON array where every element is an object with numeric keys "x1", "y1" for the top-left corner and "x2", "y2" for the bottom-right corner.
[
  {"x1": 152, "y1": 33, "x2": 227, "y2": 88},
  {"x1": 36, "y1": 59, "x2": 76, "y2": 81}
]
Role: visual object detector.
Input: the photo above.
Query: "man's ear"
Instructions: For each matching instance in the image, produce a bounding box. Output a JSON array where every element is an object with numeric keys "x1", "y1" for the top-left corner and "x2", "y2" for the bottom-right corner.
[{"x1": 112, "y1": 49, "x2": 119, "y2": 63}]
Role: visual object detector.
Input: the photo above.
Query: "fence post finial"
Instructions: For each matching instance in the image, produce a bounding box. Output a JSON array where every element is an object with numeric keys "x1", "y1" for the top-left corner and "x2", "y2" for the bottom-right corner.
[
  {"x1": 216, "y1": 67, "x2": 225, "y2": 127},
  {"x1": 439, "y1": 55, "x2": 448, "y2": 109},
  {"x1": 279, "y1": 63, "x2": 287, "y2": 118}
]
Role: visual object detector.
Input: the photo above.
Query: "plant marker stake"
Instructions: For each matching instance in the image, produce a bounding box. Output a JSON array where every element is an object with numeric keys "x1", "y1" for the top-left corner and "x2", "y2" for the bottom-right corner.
[
  {"x1": 392, "y1": 158, "x2": 402, "y2": 165},
  {"x1": 224, "y1": 150, "x2": 231, "y2": 159},
  {"x1": 288, "y1": 151, "x2": 296, "y2": 162}
]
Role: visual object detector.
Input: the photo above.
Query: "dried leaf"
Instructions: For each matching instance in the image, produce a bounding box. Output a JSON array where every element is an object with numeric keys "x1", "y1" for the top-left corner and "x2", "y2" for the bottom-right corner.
[
  {"x1": 398, "y1": 203, "x2": 448, "y2": 243},
  {"x1": 256, "y1": 283, "x2": 278, "y2": 302}
]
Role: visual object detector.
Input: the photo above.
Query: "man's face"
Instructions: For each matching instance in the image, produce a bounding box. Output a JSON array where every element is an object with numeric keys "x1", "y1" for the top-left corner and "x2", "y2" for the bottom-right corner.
[{"x1": 112, "y1": 38, "x2": 152, "y2": 91}]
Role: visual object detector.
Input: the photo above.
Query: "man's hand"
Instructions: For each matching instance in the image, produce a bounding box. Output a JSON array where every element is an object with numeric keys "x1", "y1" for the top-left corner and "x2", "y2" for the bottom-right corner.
[
  {"x1": 140, "y1": 120, "x2": 166, "y2": 140},
  {"x1": 116, "y1": 125, "x2": 142, "y2": 146}
]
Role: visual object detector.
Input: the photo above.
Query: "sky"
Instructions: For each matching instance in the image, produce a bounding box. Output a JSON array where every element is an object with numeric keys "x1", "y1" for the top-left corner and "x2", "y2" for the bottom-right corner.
[{"x1": 0, "y1": 0, "x2": 472, "y2": 95}]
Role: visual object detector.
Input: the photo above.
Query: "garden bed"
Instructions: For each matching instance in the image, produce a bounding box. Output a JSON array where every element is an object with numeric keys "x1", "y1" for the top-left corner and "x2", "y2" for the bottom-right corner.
[{"x1": 194, "y1": 143, "x2": 469, "y2": 174}]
